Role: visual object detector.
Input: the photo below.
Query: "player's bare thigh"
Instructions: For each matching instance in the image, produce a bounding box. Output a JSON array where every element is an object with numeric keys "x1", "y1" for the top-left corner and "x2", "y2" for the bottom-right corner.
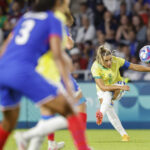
[
  {"x1": 2, "y1": 106, "x2": 20, "y2": 131},
  {"x1": 40, "y1": 93, "x2": 75, "y2": 117}
]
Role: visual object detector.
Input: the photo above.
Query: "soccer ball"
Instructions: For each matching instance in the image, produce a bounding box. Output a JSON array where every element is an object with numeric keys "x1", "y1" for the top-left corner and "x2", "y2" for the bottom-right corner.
[{"x1": 139, "y1": 45, "x2": 150, "y2": 63}]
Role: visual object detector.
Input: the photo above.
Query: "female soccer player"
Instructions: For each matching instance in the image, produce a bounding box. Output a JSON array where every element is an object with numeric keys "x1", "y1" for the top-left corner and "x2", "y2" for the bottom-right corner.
[
  {"x1": 91, "y1": 45, "x2": 150, "y2": 141},
  {"x1": 0, "y1": 0, "x2": 90, "y2": 150},
  {"x1": 42, "y1": 10, "x2": 87, "y2": 150},
  {"x1": 22, "y1": 7, "x2": 87, "y2": 150}
]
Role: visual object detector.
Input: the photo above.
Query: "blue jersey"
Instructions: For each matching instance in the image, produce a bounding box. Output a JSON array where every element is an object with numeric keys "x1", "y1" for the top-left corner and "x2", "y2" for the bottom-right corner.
[
  {"x1": 0, "y1": 11, "x2": 62, "y2": 67},
  {"x1": 0, "y1": 11, "x2": 64, "y2": 110}
]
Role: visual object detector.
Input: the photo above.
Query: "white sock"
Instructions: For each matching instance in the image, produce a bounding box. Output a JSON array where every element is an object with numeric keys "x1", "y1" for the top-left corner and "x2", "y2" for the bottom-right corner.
[
  {"x1": 22, "y1": 116, "x2": 68, "y2": 141},
  {"x1": 106, "y1": 105, "x2": 127, "y2": 136},
  {"x1": 100, "y1": 92, "x2": 112, "y2": 116},
  {"x1": 28, "y1": 136, "x2": 44, "y2": 150}
]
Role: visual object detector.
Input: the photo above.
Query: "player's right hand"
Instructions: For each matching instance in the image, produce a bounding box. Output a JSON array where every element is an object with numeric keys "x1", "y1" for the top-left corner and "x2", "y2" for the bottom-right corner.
[{"x1": 120, "y1": 85, "x2": 130, "y2": 91}]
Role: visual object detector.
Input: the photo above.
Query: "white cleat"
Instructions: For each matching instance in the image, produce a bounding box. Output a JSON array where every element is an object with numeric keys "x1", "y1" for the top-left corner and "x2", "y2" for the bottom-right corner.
[
  {"x1": 48, "y1": 141, "x2": 65, "y2": 150},
  {"x1": 14, "y1": 132, "x2": 28, "y2": 150}
]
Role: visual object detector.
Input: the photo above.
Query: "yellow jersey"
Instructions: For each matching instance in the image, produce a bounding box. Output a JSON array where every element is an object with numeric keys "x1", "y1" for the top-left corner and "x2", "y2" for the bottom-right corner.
[
  {"x1": 36, "y1": 11, "x2": 68, "y2": 83},
  {"x1": 91, "y1": 56, "x2": 129, "y2": 91}
]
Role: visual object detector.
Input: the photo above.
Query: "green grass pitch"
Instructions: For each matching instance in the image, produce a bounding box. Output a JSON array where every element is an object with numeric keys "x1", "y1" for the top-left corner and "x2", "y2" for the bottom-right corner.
[{"x1": 4, "y1": 129, "x2": 150, "y2": 150}]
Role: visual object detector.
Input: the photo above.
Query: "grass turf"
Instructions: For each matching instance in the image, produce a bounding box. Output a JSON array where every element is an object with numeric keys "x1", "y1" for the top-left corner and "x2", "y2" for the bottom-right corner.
[{"x1": 4, "y1": 129, "x2": 150, "y2": 150}]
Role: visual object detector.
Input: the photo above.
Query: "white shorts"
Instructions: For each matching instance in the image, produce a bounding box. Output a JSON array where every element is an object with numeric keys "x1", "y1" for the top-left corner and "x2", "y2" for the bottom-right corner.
[{"x1": 97, "y1": 81, "x2": 126, "y2": 101}]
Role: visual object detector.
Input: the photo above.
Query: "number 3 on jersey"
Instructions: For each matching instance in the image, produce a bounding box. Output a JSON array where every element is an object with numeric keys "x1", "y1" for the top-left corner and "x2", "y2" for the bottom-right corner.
[{"x1": 15, "y1": 20, "x2": 35, "y2": 45}]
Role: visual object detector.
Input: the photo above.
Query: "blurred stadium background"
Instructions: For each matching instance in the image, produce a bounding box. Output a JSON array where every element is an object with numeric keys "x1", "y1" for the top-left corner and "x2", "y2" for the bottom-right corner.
[{"x1": 1, "y1": 0, "x2": 150, "y2": 150}]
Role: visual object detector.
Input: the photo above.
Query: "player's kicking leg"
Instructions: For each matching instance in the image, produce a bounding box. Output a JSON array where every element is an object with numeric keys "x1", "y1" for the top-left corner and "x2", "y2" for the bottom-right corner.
[
  {"x1": 106, "y1": 105, "x2": 129, "y2": 141},
  {"x1": 96, "y1": 87, "x2": 129, "y2": 141}
]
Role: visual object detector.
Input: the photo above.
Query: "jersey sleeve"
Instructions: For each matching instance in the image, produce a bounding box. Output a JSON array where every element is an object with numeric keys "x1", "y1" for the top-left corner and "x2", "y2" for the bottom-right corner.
[
  {"x1": 48, "y1": 14, "x2": 63, "y2": 39},
  {"x1": 91, "y1": 62, "x2": 102, "y2": 79},
  {"x1": 116, "y1": 56, "x2": 130, "y2": 70}
]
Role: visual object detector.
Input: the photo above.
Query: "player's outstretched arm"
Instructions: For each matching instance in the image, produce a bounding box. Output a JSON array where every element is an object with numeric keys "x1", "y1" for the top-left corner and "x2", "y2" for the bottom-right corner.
[
  {"x1": 0, "y1": 33, "x2": 13, "y2": 58},
  {"x1": 95, "y1": 78, "x2": 130, "y2": 92},
  {"x1": 129, "y1": 63, "x2": 150, "y2": 72}
]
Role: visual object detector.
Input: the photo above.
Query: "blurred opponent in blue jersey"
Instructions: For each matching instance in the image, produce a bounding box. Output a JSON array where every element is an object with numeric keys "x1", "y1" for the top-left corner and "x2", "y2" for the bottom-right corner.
[
  {"x1": 0, "y1": 1, "x2": 90, "y2": 150},
  {"x1": 0, "y1": 11, "x2": 63, "y2": 107}
]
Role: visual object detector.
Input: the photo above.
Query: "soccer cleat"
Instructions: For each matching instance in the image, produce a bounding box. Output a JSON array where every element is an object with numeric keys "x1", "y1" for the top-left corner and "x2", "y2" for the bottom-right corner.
[
  {"x1": 48, "y1": 141, "x2": 65, "y2": 150},
  {"x1": 121, "y1": 134, "x2": 130, "y2": 142},
  {"x1": 96, "y1": 110, "x2": 103, "y2": 125},
  {"x1": 14, "y1": 132, "x2": 28, "y2": 150}
]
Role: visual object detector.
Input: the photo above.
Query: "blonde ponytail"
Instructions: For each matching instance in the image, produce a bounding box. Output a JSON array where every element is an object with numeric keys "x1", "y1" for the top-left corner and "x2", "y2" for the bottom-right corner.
[
  {"x1": 65, "y1": 8, "x2": 74, "y2": 27},
  {"x1": 96, "y1": 45, "x2": 112, "y2": 66}
]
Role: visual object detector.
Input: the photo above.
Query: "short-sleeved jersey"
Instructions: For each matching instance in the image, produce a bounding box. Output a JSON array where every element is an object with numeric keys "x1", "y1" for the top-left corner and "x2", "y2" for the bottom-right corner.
[
  {"x1": 0, "y1": 11, "x2": 62, "y2": 68},
  {"x1": 36, "y1": 11, "x2": 68, "y2": 83},
  {"x1": 91, "y1": 56, "x2": 130, "y2": 91}
]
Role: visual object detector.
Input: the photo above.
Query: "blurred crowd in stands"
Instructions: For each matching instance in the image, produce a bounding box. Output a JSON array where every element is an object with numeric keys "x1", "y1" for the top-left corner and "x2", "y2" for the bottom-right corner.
[{"x1": 1, "y1": 0, "x2": 150, "y2": 81}]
